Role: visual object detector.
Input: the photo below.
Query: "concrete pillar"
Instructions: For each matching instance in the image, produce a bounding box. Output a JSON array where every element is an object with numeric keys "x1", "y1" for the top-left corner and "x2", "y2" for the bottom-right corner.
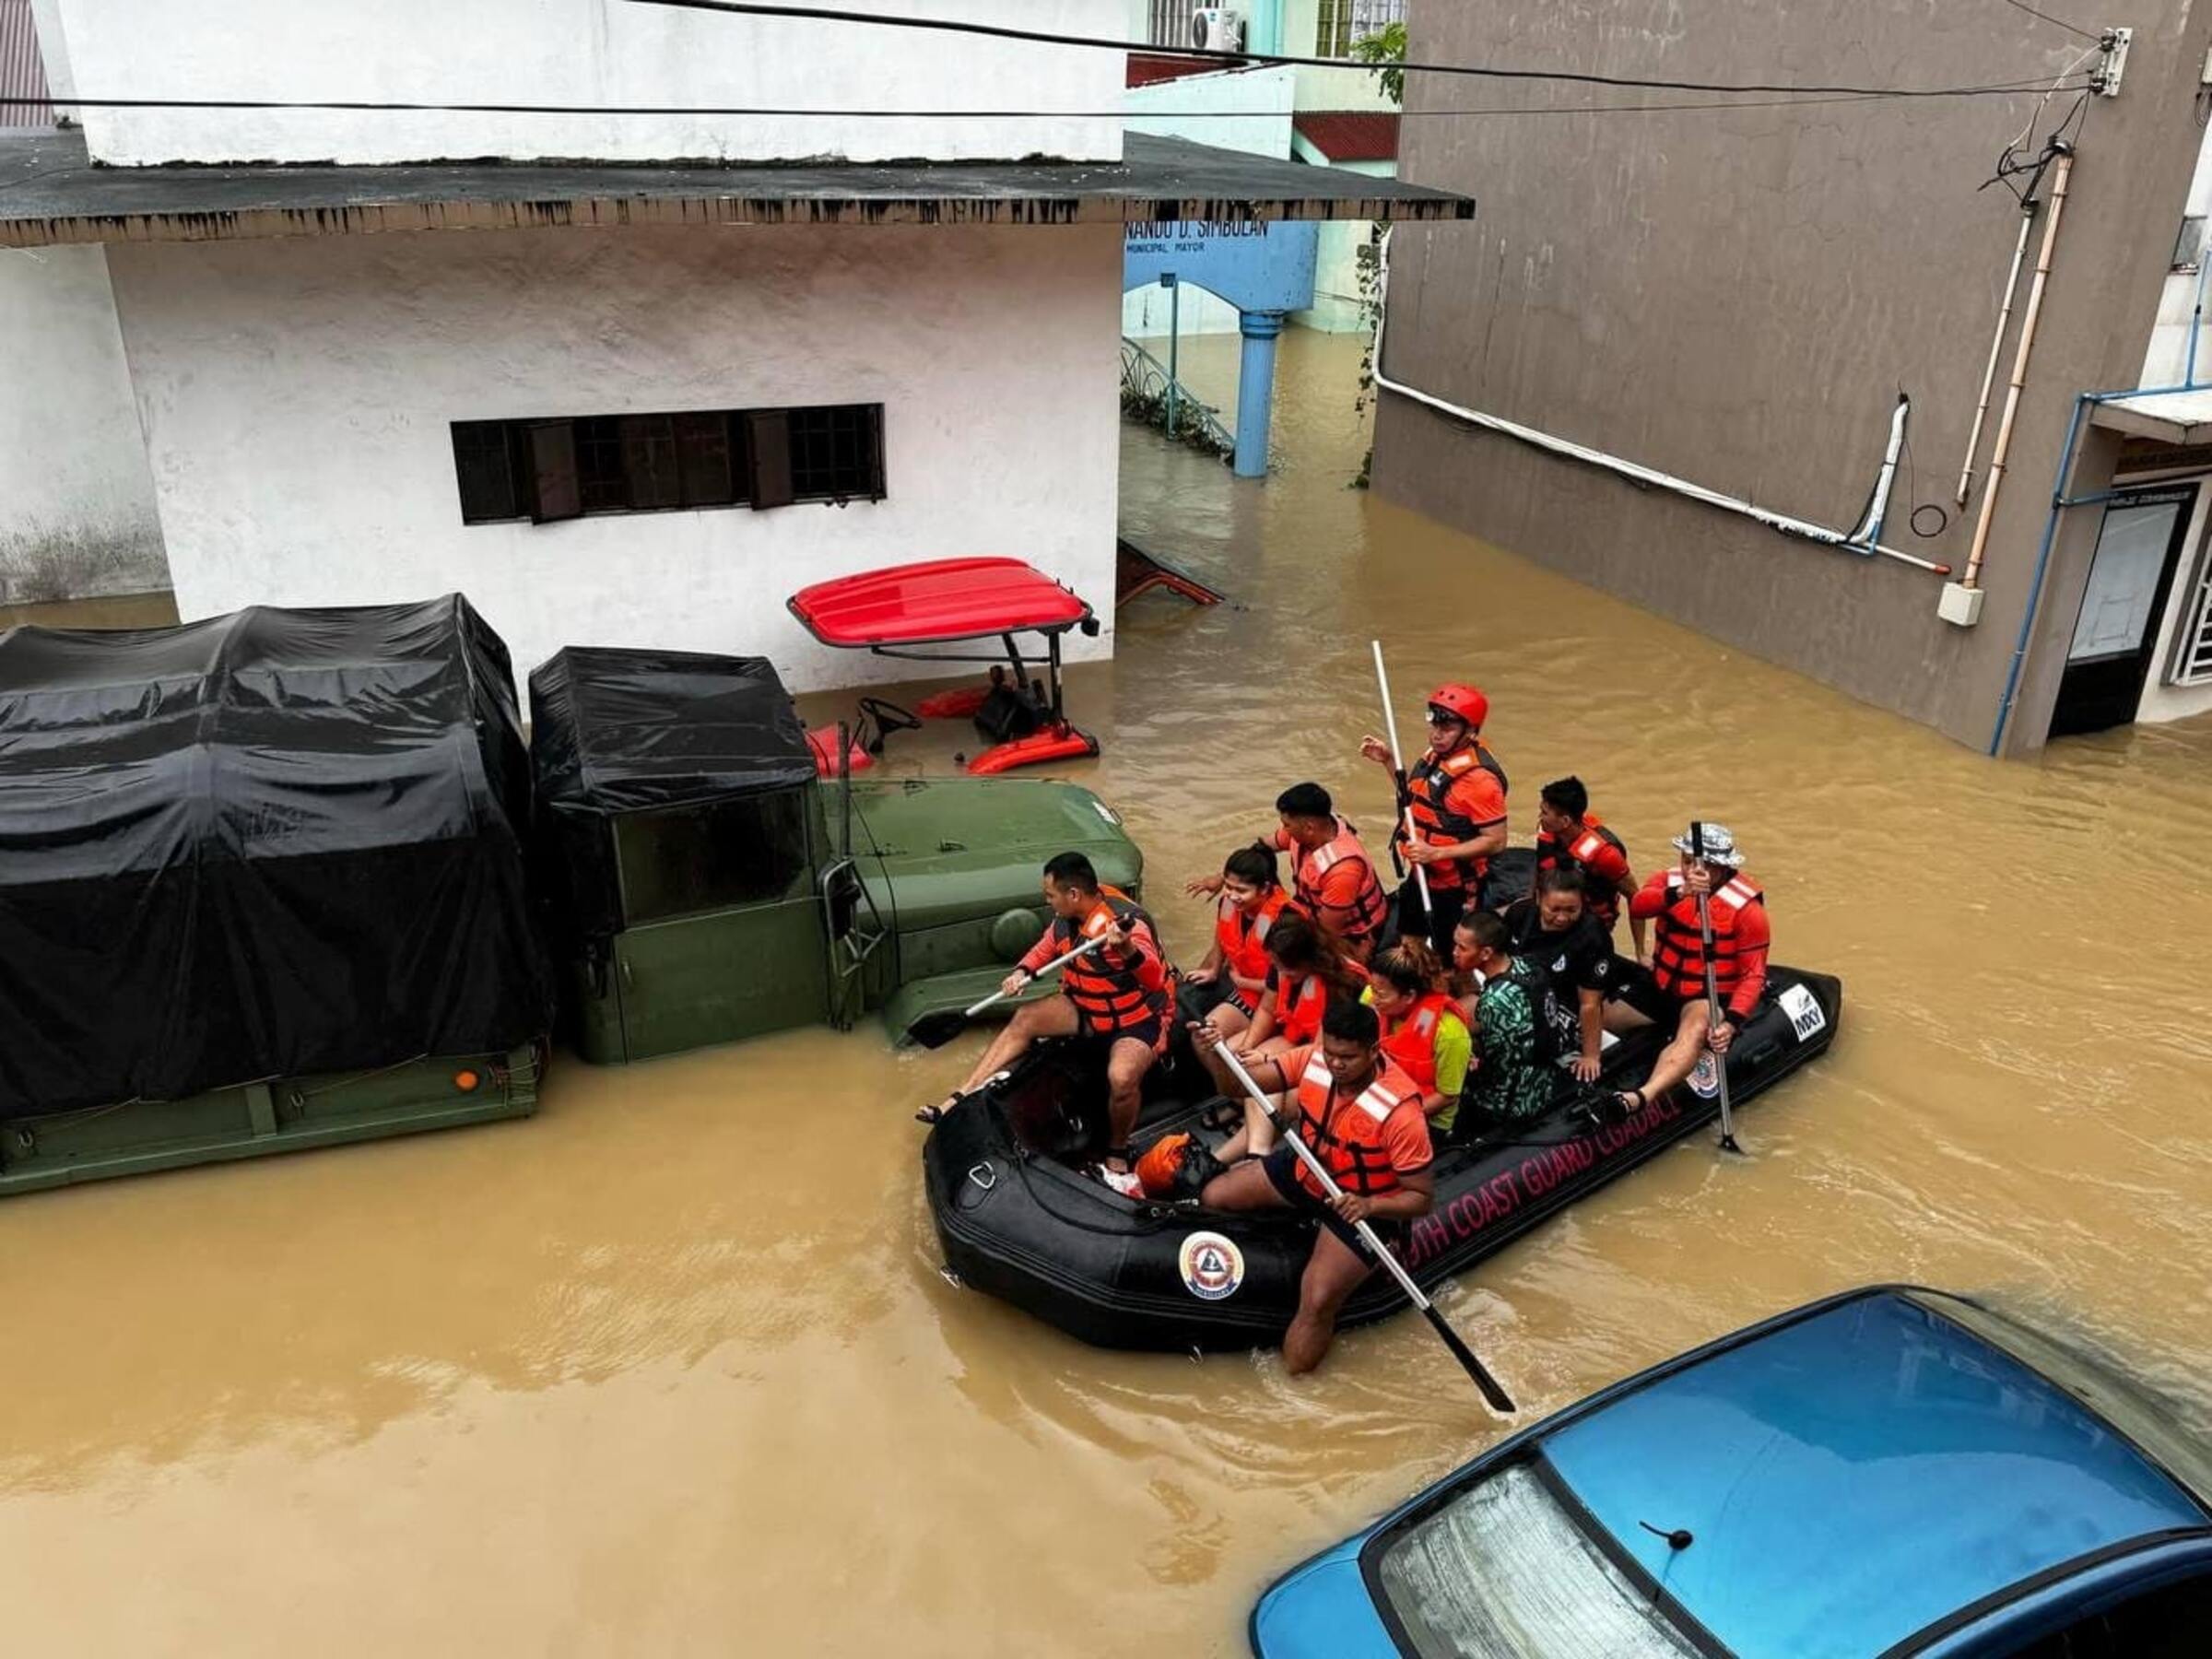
[
  {"x1": 1248, "y1": 0, "x2": 1285, "y2": 56},
  {"x1": 1234, "y1": 310, "x2": 1285, "y2": 478}
]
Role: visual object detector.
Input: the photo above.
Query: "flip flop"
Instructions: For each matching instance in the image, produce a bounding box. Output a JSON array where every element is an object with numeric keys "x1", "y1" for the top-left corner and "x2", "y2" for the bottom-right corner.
[{"x1": 915, "y1": 1099, "x2": 956, "y2": 1124}]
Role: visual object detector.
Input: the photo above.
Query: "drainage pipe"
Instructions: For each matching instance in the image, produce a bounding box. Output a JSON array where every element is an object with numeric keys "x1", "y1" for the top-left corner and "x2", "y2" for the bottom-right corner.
[
  {"x1": 1961, "y1": 147, "x2": 2074, "y2": 590},
  {"x1": 1957, "y1": 200, "x2": 2037, "y2": 508},
  {"x1": 1370, "y1": 236, "x2": 1952, "y2": 576},
  {"x1": 1850, "y1": 394, "x2": 1911, "y2": 547}
]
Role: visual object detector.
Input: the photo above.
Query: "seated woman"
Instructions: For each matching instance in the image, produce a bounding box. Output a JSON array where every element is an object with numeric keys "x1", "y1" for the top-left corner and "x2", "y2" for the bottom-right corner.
[
  {"x1": 1198, "y1": 911, "x2": 1365, "y2": 1159},
  {"x1": 1179, "y1": 842, "x2": 1292, "y2": 1051},
  {"x1": 1361, "y1": 938, "x2": 1471, "y2": 1137}
]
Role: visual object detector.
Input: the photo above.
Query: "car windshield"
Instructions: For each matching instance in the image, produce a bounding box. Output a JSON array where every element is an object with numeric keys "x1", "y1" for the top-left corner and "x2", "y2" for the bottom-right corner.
[{"x1": 1373, "y1": 1460, "x2": 1703, "y2": 1658}]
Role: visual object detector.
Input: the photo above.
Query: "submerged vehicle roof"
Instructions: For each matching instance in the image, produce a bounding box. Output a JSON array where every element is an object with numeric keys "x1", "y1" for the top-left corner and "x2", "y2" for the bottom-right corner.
[
  {"x1": 529, "y1": 646, "x2": 816, "y2": 817},
  {"x1": 1535, "y1": 1288, "x2": 2210, "y2": 1654},
  {"x1": 1322, "y1": 1286, "x2": 2212, "y2": 1659}
]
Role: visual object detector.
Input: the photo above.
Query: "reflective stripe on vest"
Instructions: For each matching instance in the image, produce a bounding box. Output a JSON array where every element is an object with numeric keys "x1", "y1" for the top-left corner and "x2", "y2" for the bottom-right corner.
[
  {"x1": 1378, "y1": 992, "x2": 1457, "y2": 1092},
  {"x1": 1560, "y1": 817, "x2": 1629, "y2": 923},
  {"x1": 1293, "y1": 1050, "x2": 1421, "y2": 1198},
  {"x1": 1650, "y1": 873, "x2": 1764, "y2": 1001},
  {"x1": 1299, "y1": 820, "x2": 1389, "y2": 938},
  {"x1": 1053, "y1": 887, "x2": 1168, "y2": 1030}
]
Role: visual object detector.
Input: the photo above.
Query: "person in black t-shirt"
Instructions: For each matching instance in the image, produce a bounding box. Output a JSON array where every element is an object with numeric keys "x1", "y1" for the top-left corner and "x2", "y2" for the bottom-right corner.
[{"x1": 1502, "y1": 867, "x2": 1617, "y2": 1085}]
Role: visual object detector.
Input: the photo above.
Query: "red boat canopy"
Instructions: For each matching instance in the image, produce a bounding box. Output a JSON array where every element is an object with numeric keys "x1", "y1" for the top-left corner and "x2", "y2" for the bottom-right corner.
[{"x1": 788, "y1": 558, "x2": 1092, "y2": 649}]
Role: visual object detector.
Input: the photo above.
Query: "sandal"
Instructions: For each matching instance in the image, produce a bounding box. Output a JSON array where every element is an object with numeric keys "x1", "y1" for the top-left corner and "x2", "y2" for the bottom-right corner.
[
  {"x1": 1614, "y1": 1088, "x2": 1646, "y2": 1115},
  {"x1": 915, "y1": 1097, "x2": 959, "y2": 1124}
]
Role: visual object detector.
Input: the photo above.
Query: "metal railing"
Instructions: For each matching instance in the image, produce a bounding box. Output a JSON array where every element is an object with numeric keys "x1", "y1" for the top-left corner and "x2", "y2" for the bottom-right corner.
[{"x1": 1120, "y1": 337, "x2": 1235, "y2": 458}]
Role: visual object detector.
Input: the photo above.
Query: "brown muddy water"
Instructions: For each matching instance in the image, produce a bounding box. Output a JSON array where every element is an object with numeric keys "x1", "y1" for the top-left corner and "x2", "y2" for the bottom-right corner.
[{"x1": 3, "y1": 334, "x2": 2210, "y2": 1655}]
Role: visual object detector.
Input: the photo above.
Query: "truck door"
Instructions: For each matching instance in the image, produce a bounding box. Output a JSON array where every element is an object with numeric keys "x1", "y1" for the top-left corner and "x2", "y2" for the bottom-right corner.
[{"x1": 608, "y1": 785, "x2": 831, "y2": 1057}]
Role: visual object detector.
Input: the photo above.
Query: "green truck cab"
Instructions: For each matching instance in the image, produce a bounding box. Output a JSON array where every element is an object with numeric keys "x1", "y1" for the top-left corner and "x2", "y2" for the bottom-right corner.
[{"x1": 528, "y1": 648, "x2": 1142, "y2": 1063}]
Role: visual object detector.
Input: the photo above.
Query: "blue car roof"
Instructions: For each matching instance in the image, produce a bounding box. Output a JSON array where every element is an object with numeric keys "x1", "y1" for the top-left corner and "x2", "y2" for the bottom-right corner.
[{"x1": 1540, "y1": 1290, "x2": 2210, "y2": 1658}]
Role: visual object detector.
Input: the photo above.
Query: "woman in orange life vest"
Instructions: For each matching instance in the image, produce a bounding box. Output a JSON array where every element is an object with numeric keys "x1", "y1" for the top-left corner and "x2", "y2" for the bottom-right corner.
[
  {"x1": 1198, "y1": 911, "x2": 1366, "y2": 1159},
  {"x1": 1358, "y1": 683, "x2": 1508, "y2": 957},
  {"x1": 1178, "y1": 842, "x2": 1292, "y2": 1049},
  {"x1": 1192, "y1": 998, "x2": 1436, "y2": 1376},
  {"x1": 1534, "y1": 775, "x2": 1643, "y2": 957},
  {"x1": 1186, "y1": 782, "x2": 1389, "y2": 964},
  {"x1": 923, "y1": 852, "x2": 1172, "y2": 1192},
  {"x1": 1606, "y1": 822, "x2": 1770, "y2": 1116},
  {"x1": 1359, "y1": 937, "x2": 1471, "y2": 1135}
]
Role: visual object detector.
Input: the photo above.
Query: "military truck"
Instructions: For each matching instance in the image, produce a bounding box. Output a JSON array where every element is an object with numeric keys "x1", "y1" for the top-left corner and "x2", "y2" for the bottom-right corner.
[
  {"x1": 0, "y1": 597, "x2": 549, "y2": 1195},
  {"x1": 528, "y1": 648, "x2": 1141, "y2": 1061}
]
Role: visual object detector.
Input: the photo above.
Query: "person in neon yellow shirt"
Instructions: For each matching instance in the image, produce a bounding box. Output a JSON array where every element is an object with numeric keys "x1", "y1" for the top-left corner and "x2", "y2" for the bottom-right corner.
[{"x1": 1360, "y1": 938, "x2": 1470, "y2": 1135}]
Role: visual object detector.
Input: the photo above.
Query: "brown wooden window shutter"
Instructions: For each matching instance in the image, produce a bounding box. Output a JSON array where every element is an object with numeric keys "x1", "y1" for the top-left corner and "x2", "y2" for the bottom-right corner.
[
  {"x1": 524, "y1": 420, "x2": 582, "y2": 524},
  {"x1": 746, "y1": 410, "x2": 795, "y2": 511}
]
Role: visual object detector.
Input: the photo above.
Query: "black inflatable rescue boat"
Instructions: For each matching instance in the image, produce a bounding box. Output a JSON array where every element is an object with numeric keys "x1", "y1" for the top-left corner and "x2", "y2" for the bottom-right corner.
[{"x1": 924, "y1": 965, "x2": 1842, "y2": 1352}]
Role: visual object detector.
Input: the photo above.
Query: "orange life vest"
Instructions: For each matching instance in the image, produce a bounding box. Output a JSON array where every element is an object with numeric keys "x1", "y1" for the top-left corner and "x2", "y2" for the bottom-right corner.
[
  {"x1": 1404, "y1": 742, "x2": 1509, "y2": 888},
  {"x1": 1053, "y1": 885, "x2": 1171, "y2": 1033},
  {"x1": 1650, "y1": 872, "x2": 1765, "y2": 1002},
  {"x1": 1216, "y1": 887, "x2": 1291, "y2": 986},
  {"x1": 1295, "y1": 818, "x2": 1389, "y2": 941},
  {"x1": 1290, "y1": 1049, "x2": 1427, "y2": 1199},
  {"x1": 1537, "y1": 812, "x2": 1630, "y2": 926},
  {"x1": 1273, "y1": 968, "x2": 1332, "y2": 1046},
  {"x1": 1377, "y1": 991, "x2": 1462, "y2": 1093}
]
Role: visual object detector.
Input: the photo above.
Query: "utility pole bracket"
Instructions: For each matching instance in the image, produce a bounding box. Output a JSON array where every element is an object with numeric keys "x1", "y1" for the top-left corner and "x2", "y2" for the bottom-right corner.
[{"x1": 2095, "y1": 28, "x2": 2132, "y2": 97}]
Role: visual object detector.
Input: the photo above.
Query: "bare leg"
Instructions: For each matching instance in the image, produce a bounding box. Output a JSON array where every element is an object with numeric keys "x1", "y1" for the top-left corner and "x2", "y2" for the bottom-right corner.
[
  {"x1": 1625, "y1": 1000, "x2": 1709, "y2": 1105},
  {"x1": 935, "y1": 994, "x2": 1079, "y2": 1112},
  {"x1": 1284, "y1": 1227, "x2": 1379, "y2": 1375},
  {"x1": 1102, "y1": 1035, "x2": 1160, "y2": 1159},
  {"x1": 1198, "y1": 1156, "x2": 1291, "y2": 1211}
]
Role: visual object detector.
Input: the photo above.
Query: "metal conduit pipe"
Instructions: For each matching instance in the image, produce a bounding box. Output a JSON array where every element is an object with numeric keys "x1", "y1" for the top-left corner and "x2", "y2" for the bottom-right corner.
[
  {"x1": 1370, "y1": 235, "x2": 1953, "y2": 577},
  {"x1": 1961, "y1": 147, "x2": 2074, "y2": 590},
  {"x1": 1957, "y1": 199, "x2": 2037, "y2": 508}
]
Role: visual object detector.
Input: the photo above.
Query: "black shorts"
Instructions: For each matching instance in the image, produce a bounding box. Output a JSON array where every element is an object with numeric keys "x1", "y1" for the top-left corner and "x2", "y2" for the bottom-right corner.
[
  {"x1": 1077, "y1": 1008, "x2": 1171, "y2": 1054},
  {"x1": 1610, "y1": 963, "x2": 1700, "y2": 1027},
  {"x1": 1177, "y1": 976, "x2": 1253, "y2": 1026},
  {"x1": 1262, "y1": 1146, "x2": 1404, "y2": 1264},
  {"x1": 1392, "y1": 876, "x2": 1466, "y2": 956}
]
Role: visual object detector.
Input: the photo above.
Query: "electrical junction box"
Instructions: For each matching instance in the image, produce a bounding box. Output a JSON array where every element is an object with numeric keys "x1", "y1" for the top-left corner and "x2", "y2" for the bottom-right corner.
[{"x1": 1939, "y1": 582, "x2": 1986, "y2": 628}]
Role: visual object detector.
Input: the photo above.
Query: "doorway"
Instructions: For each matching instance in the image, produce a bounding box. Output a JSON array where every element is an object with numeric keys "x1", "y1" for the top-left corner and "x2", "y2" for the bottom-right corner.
[{"x1": 2048, "y1": 484, "x2": 2198, "y2": 738}]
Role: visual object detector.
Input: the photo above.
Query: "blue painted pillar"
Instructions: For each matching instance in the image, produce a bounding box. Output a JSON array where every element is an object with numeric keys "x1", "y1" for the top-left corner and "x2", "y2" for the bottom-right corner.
[
  {"x1": 1234, "y1": 311, "x2": 1285, "y2": 478},
  {"x1": 1248, "y1": 0, "x2": 1285, "y2": 56}
]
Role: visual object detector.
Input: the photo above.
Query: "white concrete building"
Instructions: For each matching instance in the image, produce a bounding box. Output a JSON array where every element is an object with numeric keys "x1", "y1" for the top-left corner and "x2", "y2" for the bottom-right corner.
[{"x1": 5, "y1": 0, "x2": 1464, "y2": 688}]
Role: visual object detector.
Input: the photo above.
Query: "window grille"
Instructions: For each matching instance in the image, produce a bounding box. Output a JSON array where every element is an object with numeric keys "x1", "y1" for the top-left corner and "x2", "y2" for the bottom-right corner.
[
  {"x1": 2171, "y1": 536, "x2": 2212, "y2": 686},
  {"x1": 1319, "y1": 0, "x2": 1405, "y2": 56},
  {"x1": 1148, "y1": 0, "x2": 1197, "y2": 48}
]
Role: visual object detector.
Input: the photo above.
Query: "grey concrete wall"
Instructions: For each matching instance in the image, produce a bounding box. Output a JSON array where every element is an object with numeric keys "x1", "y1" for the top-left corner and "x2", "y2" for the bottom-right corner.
[{"x1": 1374, "y1": 1, "x2": 2212, "y2": 754}]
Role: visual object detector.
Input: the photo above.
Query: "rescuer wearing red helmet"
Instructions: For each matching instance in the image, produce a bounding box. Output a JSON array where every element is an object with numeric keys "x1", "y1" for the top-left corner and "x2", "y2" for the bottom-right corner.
[{"x1": 1359, "y1": 682, "x2": 1508, "y2": 957}]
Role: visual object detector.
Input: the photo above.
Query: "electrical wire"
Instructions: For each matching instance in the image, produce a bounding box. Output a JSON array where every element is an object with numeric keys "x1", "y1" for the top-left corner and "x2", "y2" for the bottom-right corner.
[
  {"x1": 623, "y1": 0, "x2": 2112, "y2": 104},
  {"x1": 4, "y1": 82, "x2": 2096, "y2": 125},
  {"x1": 1993, "y1": 0, "x2": 2104, "y2": 43}
]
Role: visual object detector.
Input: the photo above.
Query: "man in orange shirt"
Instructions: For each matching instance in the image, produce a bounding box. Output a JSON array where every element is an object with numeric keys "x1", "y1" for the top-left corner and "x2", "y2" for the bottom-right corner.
[
  {"x1": 1360, "y1": 683, "x2": 1507, "y2": 954},
  {"x1": 1194, "y1": 999, "x2": 1435, "y2": 1374},
  {"x1": 1186, "y1": 782, "x2": 1389, "y2": 961}
]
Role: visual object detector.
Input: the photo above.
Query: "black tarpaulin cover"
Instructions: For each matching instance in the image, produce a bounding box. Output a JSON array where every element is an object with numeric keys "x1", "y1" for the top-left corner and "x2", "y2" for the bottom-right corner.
[
  {"x1": 0, "y1": 594, "x2": 551, "y2": 1118},
  {"x1": 528, "y1": 647, "x2": 813, "y2": 942}
]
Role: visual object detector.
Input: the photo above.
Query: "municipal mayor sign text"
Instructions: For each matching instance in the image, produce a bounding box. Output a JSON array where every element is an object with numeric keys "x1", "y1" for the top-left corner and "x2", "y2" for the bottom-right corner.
[{"x1": 1125, "y1": 222, "x2": 1275, "y2": 254}]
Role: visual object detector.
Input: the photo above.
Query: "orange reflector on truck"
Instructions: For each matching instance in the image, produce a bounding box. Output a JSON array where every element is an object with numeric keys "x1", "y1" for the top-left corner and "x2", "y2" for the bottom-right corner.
[{"x1": 453, "y1": 1069, "x2": 481, "y2": 1093}]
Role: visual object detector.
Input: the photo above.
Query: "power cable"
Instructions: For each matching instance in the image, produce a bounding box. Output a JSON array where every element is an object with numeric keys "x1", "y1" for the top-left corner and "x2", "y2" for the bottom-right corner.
[
  {"x1": 1993, "y1": 0, "x2": 2104, "y2": 43},
  {"x1": 622, "y1": 0, "x2": 2115, "y2": 104},
  {"x1": 3, "y1": 83, "x2": 2094, "y2": 124}
]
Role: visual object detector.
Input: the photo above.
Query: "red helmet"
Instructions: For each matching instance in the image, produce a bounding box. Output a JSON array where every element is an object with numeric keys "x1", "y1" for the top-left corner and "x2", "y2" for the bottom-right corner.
[{"x1": 1427, "y1": 683, "x2": 1489, "y2": 730}]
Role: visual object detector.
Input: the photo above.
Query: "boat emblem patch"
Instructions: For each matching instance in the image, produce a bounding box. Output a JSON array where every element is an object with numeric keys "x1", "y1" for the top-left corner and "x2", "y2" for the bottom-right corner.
[
  {"x1": 1688, "y1": 1052, "x2": 1722, "y2": 1100},
  {"x1": 1777, "y1": 983, "x2": 1827, "y2": 1041},
  {"x1": 1178, "y1": 1231, "x2": 1246, "y2": 1301}
]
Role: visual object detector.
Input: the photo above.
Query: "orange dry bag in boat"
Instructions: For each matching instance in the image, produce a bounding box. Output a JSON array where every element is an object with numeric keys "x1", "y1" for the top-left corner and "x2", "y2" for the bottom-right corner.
[{"x1": 1136, "y1": 1133, "x2": 1194, "y2": 1198}]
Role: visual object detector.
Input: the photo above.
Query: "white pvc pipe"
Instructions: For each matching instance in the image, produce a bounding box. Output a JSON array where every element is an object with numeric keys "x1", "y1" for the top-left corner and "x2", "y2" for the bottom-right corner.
[
  {"x1": 1370, "y1": 236, "x2": 1952, "y2": 577},
  {"x1": 1849, "y1": 394, "x2": 1911, "y2": 547}
]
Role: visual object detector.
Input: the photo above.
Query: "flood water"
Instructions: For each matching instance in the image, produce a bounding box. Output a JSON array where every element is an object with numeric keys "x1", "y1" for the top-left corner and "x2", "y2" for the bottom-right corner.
[{"x1": 4, "y1": 332, "x2": 2211, "y2": 1654}]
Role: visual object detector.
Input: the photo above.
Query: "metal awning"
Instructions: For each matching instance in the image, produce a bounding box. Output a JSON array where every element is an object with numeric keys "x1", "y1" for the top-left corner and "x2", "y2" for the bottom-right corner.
[
  {"x1": 0, "y1": 129, "x2": 1473, "y2": 248},
  {"x1": 2089, "y1": 389, "x2": 2212, "y2": 446}
]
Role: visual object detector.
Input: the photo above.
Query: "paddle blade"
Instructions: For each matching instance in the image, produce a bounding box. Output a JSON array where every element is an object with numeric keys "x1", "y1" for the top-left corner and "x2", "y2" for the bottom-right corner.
[
  {"x1": 1426, "y1": 1303, "x2": 1517, "y2": 1415},
  {"x1": 903, "y1": 1009, "x2": 973, "y2": 1050}
]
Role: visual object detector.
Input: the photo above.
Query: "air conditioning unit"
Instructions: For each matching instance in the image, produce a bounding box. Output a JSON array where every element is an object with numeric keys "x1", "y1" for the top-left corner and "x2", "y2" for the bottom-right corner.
[{"x1": 1192, "y1": 6, "x2": 1245, "y2": 53}]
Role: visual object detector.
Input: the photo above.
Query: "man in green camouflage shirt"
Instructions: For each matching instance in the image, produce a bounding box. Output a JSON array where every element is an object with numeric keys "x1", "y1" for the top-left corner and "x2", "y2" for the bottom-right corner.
[{"x1": 1452, "y1": 910, "x2": 1561, "y2": 1134}]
